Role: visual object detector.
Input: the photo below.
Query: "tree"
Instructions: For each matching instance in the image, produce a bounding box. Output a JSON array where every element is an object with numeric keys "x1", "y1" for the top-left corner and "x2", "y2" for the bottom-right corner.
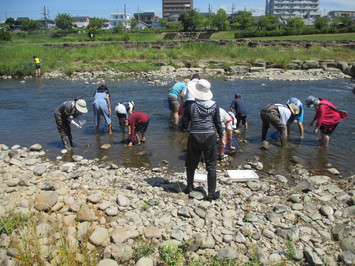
[
  {"x1": 129, "y1": 19, "x2": 138, "y2": 30},
  {"x1": 178, "y1": 9, "x2": 203, "y2": 31},
  {"x1": 55, "y1": 13, "x2": 74, "y2": 31},
  {"x1": 168, "y1": 21, "x2": 183, "y2": 31},
  {"x1": 314, "y1": 17, "x2": 328, "y2": 31},
  {"x1": 20, "y1": 19, "x2": 41, "y2": 32},
  {"x1": 210, "y1": 8, "x2": 229, "y2": 31},
  {"x1": 260, "y1": 15, "x2": 279, "y2": 31},
  {"x1": 5, "y1": 17, "x2": 16, "y2": 30},
  {"x1": 112, "y1": 23, "x2": 124, "y2": 33},
  {"x1": 88, "y1": 17, "x2": 104, "y2": 29},
  {"x1": 158, "y1": 18, "x2": 169, "y2": 28},
  {"x1": 286, "y1": 17, "x2": 305, "y2": 29},
  {"x1": 338, "y1": 15, "x2": 352, "y2": 27},
  {"x1": 233, "y1": 10, "x2": 254, "y2": 30}
]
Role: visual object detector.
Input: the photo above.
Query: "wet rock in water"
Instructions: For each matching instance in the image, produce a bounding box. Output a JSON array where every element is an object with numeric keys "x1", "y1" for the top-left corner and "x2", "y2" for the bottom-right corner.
[
  {"x1": 100, "y1": 144, "x2": 112, "y2": 150},
  {"x1": 260, "y1": 140, "x2": 270, "y2": 150},
  {"x1": 29, "y1": 144, "x2": 42, "y2": 151}
]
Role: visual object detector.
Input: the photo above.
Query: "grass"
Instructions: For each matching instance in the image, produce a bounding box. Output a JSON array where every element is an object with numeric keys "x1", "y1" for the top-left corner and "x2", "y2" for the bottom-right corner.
[
  {"x1": 1, "y1": 30, "x2": 355, "y2": 77},
  {"x1": 211, "y1": 31, "x2": 355, "y2": 41},
  {"x1": 1, "y1": 211, "x2": 304, "y2": 265}
]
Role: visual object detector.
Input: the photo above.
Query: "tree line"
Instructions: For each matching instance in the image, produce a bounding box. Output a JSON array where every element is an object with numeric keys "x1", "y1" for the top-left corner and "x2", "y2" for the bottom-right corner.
[{"x1": 1, "y1": 9, "x2": 354, "y2": 41}]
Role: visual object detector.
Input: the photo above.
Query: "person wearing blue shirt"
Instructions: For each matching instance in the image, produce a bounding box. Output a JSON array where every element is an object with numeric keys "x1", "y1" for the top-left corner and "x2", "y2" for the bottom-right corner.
[
  {"x1": 167, "y1": 79, "x2": 189, "y2": 128},
  {"x1": 286, "y1": 97, "x2": 304, "y2": 138}
]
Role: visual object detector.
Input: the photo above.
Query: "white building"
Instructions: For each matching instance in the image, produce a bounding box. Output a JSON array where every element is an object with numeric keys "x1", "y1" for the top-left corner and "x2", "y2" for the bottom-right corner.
[
  {"x1": 72, "y1": 16, "x2": 90, "y2": 28},
  {"x1": 265, "y1": 0, "x2": 321, "y2": 20},
  {"x1": 108, "y1": 13, "x2": 130, "y2": 29}
]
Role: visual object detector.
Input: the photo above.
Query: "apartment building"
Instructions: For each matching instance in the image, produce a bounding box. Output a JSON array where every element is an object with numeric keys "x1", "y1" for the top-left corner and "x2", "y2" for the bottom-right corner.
[
  {"x1": 265, "y1": 0, "x2": 321, "y2": 20},
  {"x1": 108, "y1": 13, "x2": 130, "y2": 29},
  {"x1": 162, "y1": 0, "x2": 193, "y2": 21}
]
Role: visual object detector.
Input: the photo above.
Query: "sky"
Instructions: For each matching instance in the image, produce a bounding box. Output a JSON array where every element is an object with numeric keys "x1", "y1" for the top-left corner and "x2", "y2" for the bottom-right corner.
[{"x1": 1, "y1": 0, "x2": 355, "y2": 21}]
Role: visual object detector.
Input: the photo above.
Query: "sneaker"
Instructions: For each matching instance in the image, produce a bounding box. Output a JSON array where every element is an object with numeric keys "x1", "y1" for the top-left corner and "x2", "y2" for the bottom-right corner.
[
  {"x1": 218, "y1": 154, "x2": 228, "y2": 161},
  {"x1": 205, "y1": 191, "x2": 220, "y2": 201}
]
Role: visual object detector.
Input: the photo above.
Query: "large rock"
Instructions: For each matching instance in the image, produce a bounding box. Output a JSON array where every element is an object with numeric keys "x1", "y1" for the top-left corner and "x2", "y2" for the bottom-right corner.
[{"x1": 34, "y1": 191, "x2": 58, "y2": 211}]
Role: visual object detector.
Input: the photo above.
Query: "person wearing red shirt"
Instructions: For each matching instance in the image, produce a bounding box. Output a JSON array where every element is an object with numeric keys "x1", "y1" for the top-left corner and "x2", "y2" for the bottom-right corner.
[
  {"x1": 305, "y1": 96, "x2": 341, "y2": 148},
  {"x1": 124, "y1": 111, "x2": 149, "y2": 146}
]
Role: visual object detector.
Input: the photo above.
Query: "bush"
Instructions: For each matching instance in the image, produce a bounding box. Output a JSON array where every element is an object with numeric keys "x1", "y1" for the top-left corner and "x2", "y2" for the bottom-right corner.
[{"x1": 0, "y1": 30, "x2": 11, "y2": 41}]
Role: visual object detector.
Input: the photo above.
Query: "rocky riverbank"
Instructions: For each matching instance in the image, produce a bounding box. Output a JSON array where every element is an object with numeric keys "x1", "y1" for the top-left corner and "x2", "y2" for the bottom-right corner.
[
  {"x1": 0, "y1": 143, "x2": 354, "y2": 265},
  {"x1": 1, "y1": 59, "x2": 355, "y2": 83}
]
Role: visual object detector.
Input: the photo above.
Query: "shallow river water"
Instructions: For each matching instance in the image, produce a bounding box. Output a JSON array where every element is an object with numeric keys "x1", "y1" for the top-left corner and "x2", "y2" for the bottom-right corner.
[{"x1": 0, "y1": 77, "x2": 354, "y2": 176}]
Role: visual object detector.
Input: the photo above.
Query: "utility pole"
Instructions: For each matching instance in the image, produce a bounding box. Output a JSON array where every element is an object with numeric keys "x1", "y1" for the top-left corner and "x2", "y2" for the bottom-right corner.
[
  {"x1": 43, "y1": 6, "x2": 48, "y2": 30},
  {"x1": 124, "y1": 4, "x2": 127, "y2": 29},
  {"x1": 232, "y1": 3, "x2": 235, "y2": 15},
  {"x1": 208, "y1": 4, "x2": 212, "y2": 17}
]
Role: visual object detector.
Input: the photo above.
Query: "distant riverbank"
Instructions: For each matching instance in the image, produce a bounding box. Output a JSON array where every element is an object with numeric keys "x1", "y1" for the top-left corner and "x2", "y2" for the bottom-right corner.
[{"x1": 1, "y1": 41, "x2": 355, "y2": 78}]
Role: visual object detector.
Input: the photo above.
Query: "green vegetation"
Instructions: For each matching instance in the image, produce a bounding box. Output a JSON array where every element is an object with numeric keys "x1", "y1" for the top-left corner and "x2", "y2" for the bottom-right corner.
[
  {"x1": 1, "y1": 39, "x2": 355, "y2": 77},
  {"x1": 1, "y1": 212, "x2": 99, "y2": 265},
  {"x1": 159, "y1": 244, "x2": 184, "y2": 265},
  {"x1": 0, "y1": 28, "x2": 355, "y2": 77}
]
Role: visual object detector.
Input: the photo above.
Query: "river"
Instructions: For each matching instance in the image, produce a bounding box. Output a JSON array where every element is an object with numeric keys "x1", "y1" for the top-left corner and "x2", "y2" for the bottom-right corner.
[{"x1": 0, "y1": 77, "x2": 354, "y2": 176}]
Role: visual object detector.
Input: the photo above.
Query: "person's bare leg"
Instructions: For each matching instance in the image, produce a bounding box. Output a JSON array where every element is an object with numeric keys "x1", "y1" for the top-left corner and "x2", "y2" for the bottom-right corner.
[
  {"x1": 95, "y1": 125, "x2": 100, "y2": 135},
  {"x1": 108, "y1": 123, "x2": 113, "y2": 135},
  {"x1": 323, "y1": 133, "x2": 330, "y2": 147}
]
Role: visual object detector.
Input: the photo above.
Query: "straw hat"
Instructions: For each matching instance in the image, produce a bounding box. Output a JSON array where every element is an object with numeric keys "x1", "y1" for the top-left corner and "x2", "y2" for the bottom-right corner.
[
  {"x1": 75, "y1": 99, "x2": 88, "y2": 113},
  {"x1": 287, "y1": 103, "x2": 300, "y2": 115}
]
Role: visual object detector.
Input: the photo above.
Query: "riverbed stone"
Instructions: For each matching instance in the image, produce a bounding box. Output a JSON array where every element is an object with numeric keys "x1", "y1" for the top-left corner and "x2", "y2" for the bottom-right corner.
[{"x1": 34, "y1": 191, "x2": 58, "y2": 211}]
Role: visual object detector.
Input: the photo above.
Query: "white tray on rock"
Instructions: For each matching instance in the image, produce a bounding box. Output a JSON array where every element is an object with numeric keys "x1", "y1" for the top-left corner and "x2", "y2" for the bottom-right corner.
[{"x1": 227, "y1": 170, "x2": 259, "y2": 182}]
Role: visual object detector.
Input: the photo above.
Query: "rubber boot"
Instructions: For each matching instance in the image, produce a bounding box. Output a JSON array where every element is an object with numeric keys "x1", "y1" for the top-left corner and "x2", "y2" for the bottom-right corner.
[
  {"x1": 261, "y1": 126, "x2": 268, "y2": 141},
  {"x1": 206, "y1": 173, "x2": 219, "y2": 201},
  {"x1": 281, "y1": 137, "x2": 288, "y2": 148},
  {"x1": 62, "y1": 136, "x2": 72, "y2": 150},
  {"x1": 184, "y1": 169, "x2": 195, "y2": 194}
]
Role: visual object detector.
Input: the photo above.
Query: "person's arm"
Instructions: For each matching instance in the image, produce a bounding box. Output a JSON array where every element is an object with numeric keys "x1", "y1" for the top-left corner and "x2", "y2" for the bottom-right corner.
[
  {"x1": 180, "y1": 103, "x2": 191, "y2": 132},
  {"x1": 106, "y1": 93, "x2": 111, "y2": 115},
  {"x1": 213, "y1": 106, "x2": 224, "y2": 138},
  {"x1": 128, "y1": 122, "x2": 136, "y2": 145},
  {"x1": 229, "y1": 101, "x2": 235, "y2": 112},
  {"x1": 180, "y1": 90, "x2": 184, "y2": 103}
]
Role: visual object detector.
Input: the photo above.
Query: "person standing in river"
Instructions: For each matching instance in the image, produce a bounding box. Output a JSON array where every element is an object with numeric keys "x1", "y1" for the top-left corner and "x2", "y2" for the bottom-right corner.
[
  {"x1": 260, "y1": 102, "x2": 299, "y2": 148},
  {"x1": 305, "y1": 95, "x2": 342, "y2": 148},
  {"x1": 286, "y1": 97, "x2": 305, "y2": 139},
  {"x1": 54, "y1": 99, "x2": 88, "y2": 150},
  {"x1": 115, "y1": 100, "x2": 135, "y2": 133},
  {"x1": 180, "y1": 79, "x2": 224, "y2": 201},
  {"x1": 230, "y1": 94, "x2": 248, "y2": 131},
  {"x1": 124, "y1": 110, "x2": 150, "y2": 146},
  {"x1": 93, "y1": 85, "x2": 112, "y2": 135},
  {"x1": 33, "y1": 56, "x2": 41, "y2": 76},
  {"x1": 168, "y1": 79, "x2": 189, "y2": 129}
]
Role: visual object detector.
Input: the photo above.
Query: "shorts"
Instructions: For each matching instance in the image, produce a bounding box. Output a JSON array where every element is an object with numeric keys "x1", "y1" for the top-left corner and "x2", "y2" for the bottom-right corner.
[
  {"x1": 320, "y1": 123, "x2": 338, "y2": 136},
  {"x1": 136, "y1": 120, "x2": 149, "y2": 134},
  {"x1": 168, "y1": 96, "x2": 179, "y2": 113},
  {"x1": 35, "y1": 63, "x2": 41, "y2": 69}
]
